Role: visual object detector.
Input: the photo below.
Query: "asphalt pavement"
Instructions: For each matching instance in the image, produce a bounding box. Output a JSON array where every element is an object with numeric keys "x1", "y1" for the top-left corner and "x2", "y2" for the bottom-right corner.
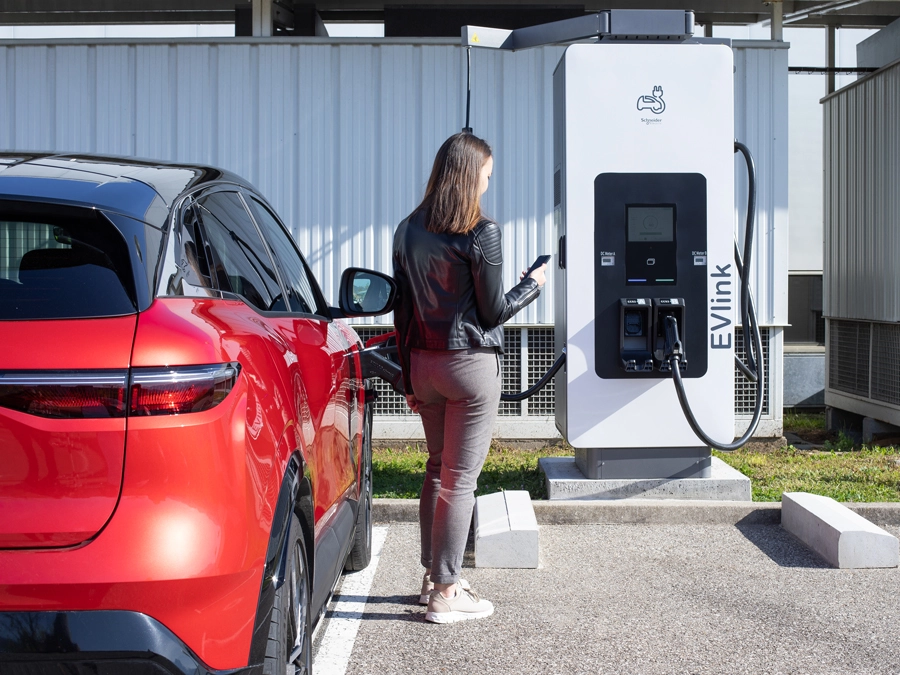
[{"x1": 313, "y1": 501, "x2": 900, "y2": 675}]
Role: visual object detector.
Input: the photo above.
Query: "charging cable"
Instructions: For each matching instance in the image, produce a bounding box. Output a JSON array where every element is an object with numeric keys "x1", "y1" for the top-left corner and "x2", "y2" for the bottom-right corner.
[
  {"x1": 665, "y1": 141, "x2": 765, "y2": 451},
  {"x1": 500, "y1": 348, "x2": 566, "y2": 402}
]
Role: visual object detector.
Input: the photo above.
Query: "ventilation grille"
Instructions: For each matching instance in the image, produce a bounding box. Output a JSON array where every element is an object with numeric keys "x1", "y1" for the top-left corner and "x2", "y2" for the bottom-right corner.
[
  {"x1": 351, "y1": 326, "x2": 530, "y2": 417},
  {"x1": 354, "y1": 325, "x2": 773, "y2": 422},
  {"x1": 734, "y1": 327, "x2": 770, "y2": 416},
  {"x1": 499, "y1": 327, "x2": 522, "y2": 416},
  {"x1": 527, "y1": 328, "x2": 556, "y2": 415},
  {"x1": 872, "y1": 323, "x2": 900, "y2": 406},
  {"x1": 829, "y1": 319, "x2": 870, "y2": 397}
]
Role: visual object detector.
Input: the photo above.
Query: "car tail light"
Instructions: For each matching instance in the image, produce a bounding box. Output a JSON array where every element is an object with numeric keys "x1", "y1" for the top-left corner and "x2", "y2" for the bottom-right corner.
[
  {"x1": 129, "y1": 362, "x2": 241, "y2": 416},
  {"x1": 0, "y1": 371, "x2": 128, "y2": 418},
  {"x1": 0, "y1": 363, "x2": 241, "y2": 418}
]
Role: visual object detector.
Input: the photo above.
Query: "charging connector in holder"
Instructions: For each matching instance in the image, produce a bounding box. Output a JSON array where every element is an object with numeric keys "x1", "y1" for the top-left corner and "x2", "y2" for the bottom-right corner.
[
  {"x1": 619, "y1": 298, "x2": 654, "y2": 372},
  {"x1": 653, "y1": 298, "x2": 687, "y2": 372}
]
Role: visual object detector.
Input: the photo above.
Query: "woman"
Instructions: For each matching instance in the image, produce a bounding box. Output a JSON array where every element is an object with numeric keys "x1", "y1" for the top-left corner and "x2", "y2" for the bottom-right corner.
[{"x1": 392, "y1": 132, "x2": 547, "y2": 624}]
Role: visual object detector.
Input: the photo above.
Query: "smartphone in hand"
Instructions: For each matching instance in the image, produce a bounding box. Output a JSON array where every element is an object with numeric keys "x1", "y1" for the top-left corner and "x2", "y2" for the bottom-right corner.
[{"x1": 525, "y1": 254, "x2": 551, "y2": 276}]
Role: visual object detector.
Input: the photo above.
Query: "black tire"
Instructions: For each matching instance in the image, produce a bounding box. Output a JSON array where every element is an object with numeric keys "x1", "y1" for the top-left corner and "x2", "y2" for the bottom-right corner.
[
  {"x1": 345, "y1": 403, "x2": 373, "y2": 572},
  {"x1": 264, "y1": 513, "x2": 311, "y2": 675}
]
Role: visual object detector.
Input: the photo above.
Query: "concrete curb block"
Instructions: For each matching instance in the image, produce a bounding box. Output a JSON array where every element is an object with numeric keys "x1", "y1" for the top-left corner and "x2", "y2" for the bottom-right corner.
[
  {"x1": 782, "y1": 492, "x2": 900, "y2": 568},
  {"x1": 474, "y1": 491, "x2": 539, "y2": 568},
  {"x1": 374, "y1": 498, "x2": 900, "y2": 527}
]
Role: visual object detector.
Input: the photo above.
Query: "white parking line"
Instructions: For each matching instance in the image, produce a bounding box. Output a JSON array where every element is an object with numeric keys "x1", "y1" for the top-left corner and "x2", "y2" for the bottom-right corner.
[{"x1": 312, "y1": 526, "x2": 389, "y2": 675}]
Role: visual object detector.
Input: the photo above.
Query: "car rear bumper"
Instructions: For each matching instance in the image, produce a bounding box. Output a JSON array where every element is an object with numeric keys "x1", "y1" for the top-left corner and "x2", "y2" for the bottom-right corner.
[{"x1": 0, "y1": 611, "x2": 261, "y2": 675}]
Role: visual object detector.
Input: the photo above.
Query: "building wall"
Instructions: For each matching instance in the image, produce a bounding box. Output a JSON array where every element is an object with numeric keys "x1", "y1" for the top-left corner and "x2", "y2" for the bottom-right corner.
[
  {"x1": 0, "y1": 37, "x2": 785, "y2": 324},
  {"x1": 857, "y1": 17, "x2": 900, "y2": 69},
  {"x1": 0, "y1": 36, "x2": 788, "y2": 437},
  {"x1": 823, "y1": 59, "x2": 900, "y2": 424},
  {"x1": 823, "y1": 59, "x2": 900, "y2": 323}
]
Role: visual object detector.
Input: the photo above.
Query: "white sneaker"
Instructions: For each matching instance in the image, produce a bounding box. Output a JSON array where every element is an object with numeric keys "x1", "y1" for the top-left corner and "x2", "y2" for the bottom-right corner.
[
  {"x1": 425, "y1": 586, "x2": 494, "y2": 624},
  {"x1": 419, "y1": 574, "x2": 471, "y2": 605}
]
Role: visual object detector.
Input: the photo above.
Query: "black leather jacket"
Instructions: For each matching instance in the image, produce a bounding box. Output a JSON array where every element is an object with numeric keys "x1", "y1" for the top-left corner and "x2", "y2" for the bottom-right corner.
[{"x1": 392, "y1": 210, "x2": 541, "y2": 394}]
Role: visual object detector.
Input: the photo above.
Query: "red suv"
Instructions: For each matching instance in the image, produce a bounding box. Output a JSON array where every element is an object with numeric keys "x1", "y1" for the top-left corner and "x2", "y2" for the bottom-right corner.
[{"x1": 0, "y1": 154, "x2": 395, "y2": 674}]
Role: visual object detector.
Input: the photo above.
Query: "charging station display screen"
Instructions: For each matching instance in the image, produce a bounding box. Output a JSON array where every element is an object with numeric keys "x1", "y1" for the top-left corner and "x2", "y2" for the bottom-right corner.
[{"x1": 627, "y1": 206, "x2": 674, "y2": 242}]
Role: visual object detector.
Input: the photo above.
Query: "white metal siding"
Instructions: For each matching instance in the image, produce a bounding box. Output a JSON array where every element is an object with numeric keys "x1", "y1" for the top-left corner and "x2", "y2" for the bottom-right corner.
[
  {"x1": 1, "y1": 37, "x2": 786, "y2": 330},
  {"x1": 823, "y1": 59, "x2": 900, "y2": 322},
  {"x1": 733, "y1": 41, "x2": 790, "y2": 328}
]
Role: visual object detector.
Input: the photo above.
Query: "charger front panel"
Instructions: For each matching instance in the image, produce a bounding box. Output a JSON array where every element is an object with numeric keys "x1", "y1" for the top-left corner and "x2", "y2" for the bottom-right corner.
[{"x1": 594, "y1": 172, "x2": 708, "y2": 379}]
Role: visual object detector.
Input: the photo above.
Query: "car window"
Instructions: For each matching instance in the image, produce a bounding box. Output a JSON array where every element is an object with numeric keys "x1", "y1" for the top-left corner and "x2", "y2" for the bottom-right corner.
[
  {"x1": 244, "y1": 196, "x2": 324, "y2": 317},
  {"x1": 194, "y1": 191, "x2": 287, "y2": 313},
  {"x1": 0, "y1": 210, "x2": 136, "y2": 320}
]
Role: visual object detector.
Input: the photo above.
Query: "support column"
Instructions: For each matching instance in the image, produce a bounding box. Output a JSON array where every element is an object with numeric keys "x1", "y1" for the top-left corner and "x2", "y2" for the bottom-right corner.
[
  {"x1": 826, "y1": 25, "x2": 837, "y2": 94},
  {"x1": 771, "y1": 0, "x2": 783, "y2": 42},
  {"x1": 704, "y1": 22, "x2": 713, "y2": 38},
  {"x1": 252, "y1": 0, "x2": 273, "y2": 37}
]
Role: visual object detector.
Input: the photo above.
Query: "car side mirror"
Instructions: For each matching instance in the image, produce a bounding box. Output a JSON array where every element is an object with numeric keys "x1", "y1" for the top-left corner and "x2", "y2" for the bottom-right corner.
[{"x1": 332, "y1": 267, "x2": 397, "y2": 318}]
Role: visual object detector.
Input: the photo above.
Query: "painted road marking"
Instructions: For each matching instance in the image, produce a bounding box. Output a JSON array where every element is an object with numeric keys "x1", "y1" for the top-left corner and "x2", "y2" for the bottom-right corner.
[{"x1": 312, "y1": 526, "x2": 389, "y2": 675}]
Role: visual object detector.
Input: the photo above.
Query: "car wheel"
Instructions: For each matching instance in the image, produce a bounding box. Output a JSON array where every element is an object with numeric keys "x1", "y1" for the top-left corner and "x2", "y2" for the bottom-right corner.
[
  {"x1": 345, "y1": 403, "x2": 373, "y2": 572},
  {"x1": 265, "y1": 513, "x2": 311, "y2": 675}
]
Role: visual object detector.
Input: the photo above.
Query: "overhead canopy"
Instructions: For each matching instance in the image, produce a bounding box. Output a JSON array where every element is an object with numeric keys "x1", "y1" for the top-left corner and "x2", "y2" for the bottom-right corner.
[{"x1": 2, "y1": 0, "x2": 900, "y2": 31}]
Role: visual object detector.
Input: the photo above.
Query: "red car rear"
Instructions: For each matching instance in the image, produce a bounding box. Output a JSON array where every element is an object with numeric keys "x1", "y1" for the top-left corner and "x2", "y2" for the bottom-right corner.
[{"x1": 0, "y1": 154, "x2": 394, "y2": 674}]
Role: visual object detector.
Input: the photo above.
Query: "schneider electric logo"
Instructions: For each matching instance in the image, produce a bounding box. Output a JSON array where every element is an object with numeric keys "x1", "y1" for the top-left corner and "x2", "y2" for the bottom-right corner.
[{"x1": 637, "y1": 85, "x2": 665, "y2": 125}]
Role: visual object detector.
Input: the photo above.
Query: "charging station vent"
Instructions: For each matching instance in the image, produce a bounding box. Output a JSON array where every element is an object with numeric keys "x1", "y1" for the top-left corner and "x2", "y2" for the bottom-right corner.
[
  {"x1": 828, "y1": 320, "x2": 871, "y2": 398},
  {"x1": 734, "y1": 327, "x2": 770, "y2": 416}
]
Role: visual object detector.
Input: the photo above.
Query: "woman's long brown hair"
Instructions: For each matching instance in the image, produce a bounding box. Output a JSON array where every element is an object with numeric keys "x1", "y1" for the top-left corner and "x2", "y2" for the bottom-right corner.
[{"x1": 414, "y1": 132, "x2": 492, "y2": 235}]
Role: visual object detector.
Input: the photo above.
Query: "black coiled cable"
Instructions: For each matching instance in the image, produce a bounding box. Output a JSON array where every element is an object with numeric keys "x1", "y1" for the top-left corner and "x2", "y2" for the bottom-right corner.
[
  {"x1": 667, "y1": 141, "x2": 765, "y2": 451},
  {"x1": 500, "y1": 348, "x2": 566, "y2": 402}
]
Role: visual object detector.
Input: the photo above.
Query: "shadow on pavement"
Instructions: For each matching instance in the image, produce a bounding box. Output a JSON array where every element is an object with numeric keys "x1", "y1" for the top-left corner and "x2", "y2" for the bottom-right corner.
[
  {"x1": 735, "y1": 517, "x2": 830, "y2": 568},
  {"x1": 326, "y1": 609, "x2": 424, "y2": 622},
  {"x1": 331, "y1": 593, "x2": 413, "y2": 605}
]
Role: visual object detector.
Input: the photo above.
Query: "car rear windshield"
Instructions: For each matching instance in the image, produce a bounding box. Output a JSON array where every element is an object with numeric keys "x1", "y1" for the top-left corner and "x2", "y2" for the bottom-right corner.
[{"x1": 0, "y1": 207, "x2": 136, "y2": 320}]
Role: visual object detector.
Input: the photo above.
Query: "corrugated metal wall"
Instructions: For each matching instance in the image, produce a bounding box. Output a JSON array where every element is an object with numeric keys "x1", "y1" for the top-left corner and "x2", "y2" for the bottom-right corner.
[
  {"x1": 823, "y1": 59, "x2": 900, "y2": 322},
  {"x1": 733, "y1": 41, "x2": 790, "y2": 328},
  {"x1": 0, "y1": 37, "x2": 786, "y2": 329}
]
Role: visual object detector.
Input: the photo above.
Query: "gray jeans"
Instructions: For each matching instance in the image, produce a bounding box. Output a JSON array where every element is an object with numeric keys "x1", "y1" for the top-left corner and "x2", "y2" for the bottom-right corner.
[{"x1": 411, "y1": 347, "x2": 502, "y2": 585}]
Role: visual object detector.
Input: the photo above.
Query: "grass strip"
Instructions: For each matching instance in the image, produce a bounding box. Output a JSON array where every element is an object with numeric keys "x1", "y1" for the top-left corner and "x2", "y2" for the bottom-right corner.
[
  {"x1": 713, "y1": 445, "x2": 900, "y2": 502},
  {"x1": 373, "y1": 443, "x2": 571, "y2": 500},
  {"x1": 375, "y1": 436, "x2": 900, "y2": 503},
  {"x1": 783, "y1": 411, "x2": 826, "y2": 432}
]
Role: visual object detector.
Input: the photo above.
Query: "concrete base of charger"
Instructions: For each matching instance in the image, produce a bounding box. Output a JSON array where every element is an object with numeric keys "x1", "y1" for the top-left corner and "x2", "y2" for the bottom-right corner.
[
  {"x1": 474, "y1": 490, "x2": 539, "y2": 568},
  {"x1": 782, "y1": 492, "x2": 899, "y2": 568},
  {"x1": 539, "y1": 456, "x2": 751, "y2": 501}
]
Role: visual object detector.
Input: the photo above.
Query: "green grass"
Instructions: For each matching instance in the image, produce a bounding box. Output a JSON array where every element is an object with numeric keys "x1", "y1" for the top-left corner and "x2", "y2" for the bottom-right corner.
[
  {"x1": 374, "y1": 417, "x2": 900, "y2": 502},
  {"x1": 373, "y1": 443, "x2": 571, "y2": 500},
  {"x1": 783, "y1": 411, "x2": 826, "y2": 432},
  {"x1": 713, "y1": 444, "x2": 900, "y2": 502}
]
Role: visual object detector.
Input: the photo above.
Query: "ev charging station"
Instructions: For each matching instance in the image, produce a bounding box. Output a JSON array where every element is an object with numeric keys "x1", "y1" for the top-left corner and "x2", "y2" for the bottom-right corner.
[
  {"x1": 464, "y1": 10, "x2": 764, "y2": 483},
  {"x1": 555, "y1": 40, "x2": 735, "y2": 479}
]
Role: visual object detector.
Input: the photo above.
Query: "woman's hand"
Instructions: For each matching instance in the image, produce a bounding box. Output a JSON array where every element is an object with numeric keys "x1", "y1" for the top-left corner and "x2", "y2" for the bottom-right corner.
[
  {"x1": 405, "y1": 394, "x2": 420, "y2": 414},
  {"x1": 521, "y1": 263, "x2": 547, "y2": 287}
]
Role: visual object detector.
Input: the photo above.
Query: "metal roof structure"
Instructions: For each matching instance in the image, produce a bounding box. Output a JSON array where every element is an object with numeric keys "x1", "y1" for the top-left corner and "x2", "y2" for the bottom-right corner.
[{"x1": 3, "y1": 1, "x2": 900, "y2": 29}]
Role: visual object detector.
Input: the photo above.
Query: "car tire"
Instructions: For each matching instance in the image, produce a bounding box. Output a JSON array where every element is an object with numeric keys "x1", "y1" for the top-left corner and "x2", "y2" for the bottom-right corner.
[
  {"x1": 345, "y1": 403, "x2": 373, "y2": 572},
  {"x1": 264, "y1": 513, "x2": 311, "y2": 675}
]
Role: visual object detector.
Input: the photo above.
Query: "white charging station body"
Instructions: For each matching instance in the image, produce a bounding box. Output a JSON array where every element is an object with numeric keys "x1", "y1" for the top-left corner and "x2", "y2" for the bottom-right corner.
[{"x1": 553, "y1": 43, "x2": 735, "y2": 478}]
